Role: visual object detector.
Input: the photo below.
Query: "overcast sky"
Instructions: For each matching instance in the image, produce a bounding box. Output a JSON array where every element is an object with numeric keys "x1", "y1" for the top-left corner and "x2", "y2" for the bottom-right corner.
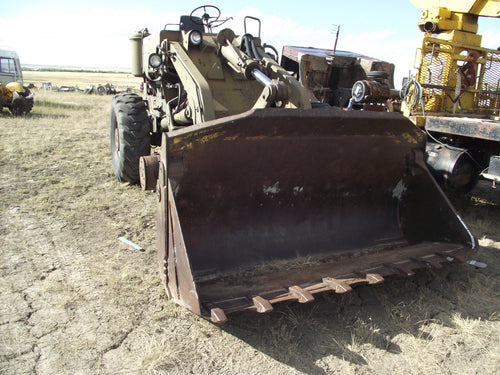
[{"x1": 1, "y1": 0, "x2": 499, "y2": 88}]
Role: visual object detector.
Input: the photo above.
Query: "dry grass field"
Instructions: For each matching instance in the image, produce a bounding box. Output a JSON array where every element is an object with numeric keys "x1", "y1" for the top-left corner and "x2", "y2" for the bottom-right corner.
[{"x1": 0, "y1": 72, "x2": 499, "y2": 374}]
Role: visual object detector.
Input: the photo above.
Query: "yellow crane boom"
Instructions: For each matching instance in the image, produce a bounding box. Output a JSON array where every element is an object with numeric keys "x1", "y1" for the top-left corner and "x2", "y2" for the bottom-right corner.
[{"x1": 410, "y1": 0, "x2": 500, "y2": 17}]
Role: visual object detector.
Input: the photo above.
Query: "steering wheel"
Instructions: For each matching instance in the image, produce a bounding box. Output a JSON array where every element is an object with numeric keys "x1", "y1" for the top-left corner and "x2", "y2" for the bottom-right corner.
[{"x1": 190, "y1": 5, "x2": 221, "y2": 26}]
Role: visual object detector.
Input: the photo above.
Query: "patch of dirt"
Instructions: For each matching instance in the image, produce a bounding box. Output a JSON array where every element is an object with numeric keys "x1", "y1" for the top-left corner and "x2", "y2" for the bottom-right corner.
[{"x1": 0, "y1": 91, "x2": 499, "y2": 374}]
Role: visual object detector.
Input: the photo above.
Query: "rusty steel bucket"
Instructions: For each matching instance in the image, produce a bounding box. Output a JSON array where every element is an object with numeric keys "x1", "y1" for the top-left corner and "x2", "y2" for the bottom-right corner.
[{"x1": 154, "y1": 108, "x2": 476, "y2": 323}]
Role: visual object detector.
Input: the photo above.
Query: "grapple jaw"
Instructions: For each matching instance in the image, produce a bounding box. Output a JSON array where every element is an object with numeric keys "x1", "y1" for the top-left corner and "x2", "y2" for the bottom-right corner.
[{"x1": 156, "y1": 108, "x2": 476, "y2": 323}]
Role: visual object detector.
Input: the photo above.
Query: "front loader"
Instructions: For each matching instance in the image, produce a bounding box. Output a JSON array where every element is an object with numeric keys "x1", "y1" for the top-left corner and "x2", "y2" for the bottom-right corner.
[{"x1": 110, "y1": 6, "x2": 476, "y2": 323}]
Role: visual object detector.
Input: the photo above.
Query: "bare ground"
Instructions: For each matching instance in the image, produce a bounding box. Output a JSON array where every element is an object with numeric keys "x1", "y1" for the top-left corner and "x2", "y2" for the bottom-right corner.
[{"x1": 0, "y1": 90, "x2": 499, "y2": 374}]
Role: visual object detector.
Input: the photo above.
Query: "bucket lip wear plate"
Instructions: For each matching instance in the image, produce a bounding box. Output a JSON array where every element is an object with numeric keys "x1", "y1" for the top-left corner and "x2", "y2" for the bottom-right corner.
[{"x1": 199, "y1": 241, "x2": 474, "y2": 322}]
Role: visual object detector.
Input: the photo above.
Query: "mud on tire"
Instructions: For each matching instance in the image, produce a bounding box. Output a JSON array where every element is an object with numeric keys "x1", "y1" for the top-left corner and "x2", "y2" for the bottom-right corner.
[{"x1": 110, "y1": 93, "x2": 150, "y2": 183}]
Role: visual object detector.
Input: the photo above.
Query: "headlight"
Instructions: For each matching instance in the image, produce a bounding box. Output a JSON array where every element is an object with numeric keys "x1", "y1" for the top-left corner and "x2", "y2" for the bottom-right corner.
[
  {"x1": 351, "y1": 81, "x2": 369, "y2": 103},
  {"x1": 188, "y1": 30, "x2": 203, "y2": 46},
  {"x1": 148, "y1": 53, "x2": 162, "y2": 68}
]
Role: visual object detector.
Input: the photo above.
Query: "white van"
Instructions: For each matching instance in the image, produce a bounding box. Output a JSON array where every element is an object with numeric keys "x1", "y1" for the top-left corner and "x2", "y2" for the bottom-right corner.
[{"x1": 0, "y1": 49, "x2": 24, "y2": 85}]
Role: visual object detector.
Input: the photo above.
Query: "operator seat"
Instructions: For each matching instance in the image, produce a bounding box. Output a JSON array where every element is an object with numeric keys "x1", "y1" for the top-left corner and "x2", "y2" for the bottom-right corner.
[{"x1": 179, "y1": 16, "x2": 204, "y2": 33}]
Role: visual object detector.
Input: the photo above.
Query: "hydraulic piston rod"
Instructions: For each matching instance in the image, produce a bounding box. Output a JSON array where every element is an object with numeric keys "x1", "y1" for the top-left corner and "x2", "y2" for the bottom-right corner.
[{"x1": 251, "y1": 69, "x2": 272, "y2": 86}]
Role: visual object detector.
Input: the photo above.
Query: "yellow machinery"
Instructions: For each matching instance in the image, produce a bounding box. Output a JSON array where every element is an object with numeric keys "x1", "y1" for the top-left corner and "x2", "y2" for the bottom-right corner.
[
  {"x1": 402, "y1": 0, "x2": 500, "y2": 190},
  {"x1": 0, "y1": 82, "x2": 34, "y2": 116}
]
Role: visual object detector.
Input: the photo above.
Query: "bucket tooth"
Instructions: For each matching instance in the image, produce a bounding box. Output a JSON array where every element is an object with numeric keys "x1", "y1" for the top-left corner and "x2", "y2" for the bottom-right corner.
[
  {"x1": 289, "y1": 285, "x2": 315, "y2": 303},
  {"x1": 322, "y1": 277, "x2": 353, "y2": 293},
  {"x1": 383, "y1": 263, "x2": 416, "y2": 277},
  {"x1": 437, "y1": 251, "x2": 466, "y2": 263},
  {"x1": 411, "y1": 257, "x2": 443, "y2": 269},
  {"x1": 210, "y1": 308, "x2": 228, "y2": 323},
  {"x1": 364, "y1": 273, "x2": 385, "y2": 284},
  {"x1": 252, "y1": 296, "x2": 273, "y2": 313},
  {"x1": 452, "y1": 254, "x2": 466, "y2": 263}
]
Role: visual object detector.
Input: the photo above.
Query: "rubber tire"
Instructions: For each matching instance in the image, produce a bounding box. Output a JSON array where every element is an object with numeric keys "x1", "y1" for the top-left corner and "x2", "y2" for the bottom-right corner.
[
  {"x1": 24, "y1": 97, "x2": 34, "y2": 114},
  {"x1": 23, "y1": 88, "x2": 34, "y2": 114},
  {"x1": 110, "y1": 93, "x2": 150, "y2": 183},
  {"x1": 10, "y1": 95, "x2": 26, "y2": 116}
]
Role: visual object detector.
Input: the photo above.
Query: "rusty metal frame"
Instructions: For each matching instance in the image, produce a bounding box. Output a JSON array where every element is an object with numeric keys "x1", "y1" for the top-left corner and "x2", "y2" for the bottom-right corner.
[{"x1": 424, "y1": 115, "x2": 500, "y2": 142}]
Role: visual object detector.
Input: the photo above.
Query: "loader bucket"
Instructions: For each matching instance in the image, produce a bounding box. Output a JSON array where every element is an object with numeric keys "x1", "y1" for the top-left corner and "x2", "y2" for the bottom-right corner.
[{"x1": 156, "y1": 108, "x2": 475, "y2": 323}]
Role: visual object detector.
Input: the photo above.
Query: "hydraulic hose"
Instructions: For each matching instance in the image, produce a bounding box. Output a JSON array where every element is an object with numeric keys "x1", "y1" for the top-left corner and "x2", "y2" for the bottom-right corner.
[
  {"x1": 172, "y1": 83, "x2": 182, "y2": 113},
  {"x1": 249, "y1": 37, "x2": 262, "y2": 60},
  {"x1": 241, "y1": 34, "x2": 262, "y2": 60}
]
